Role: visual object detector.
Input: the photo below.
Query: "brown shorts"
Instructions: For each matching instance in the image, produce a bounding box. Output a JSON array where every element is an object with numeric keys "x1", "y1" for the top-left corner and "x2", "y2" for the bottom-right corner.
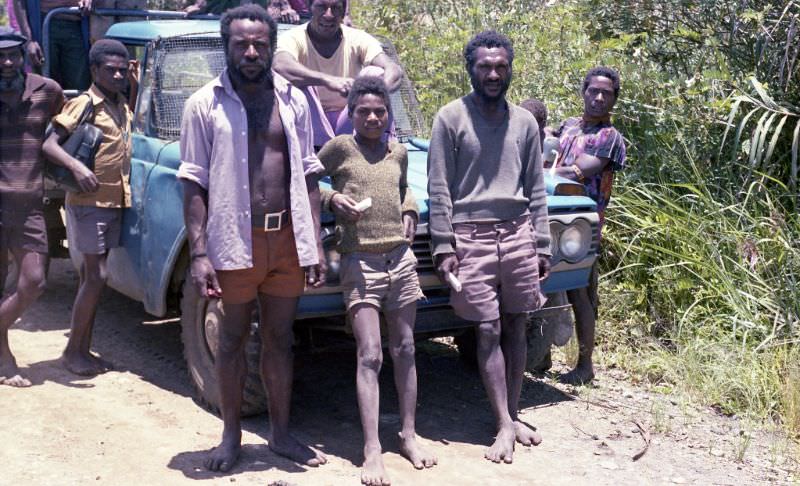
[
  {"x1": 0, "y1": 208, "x2": 48, "y2": 254},
  {"x1": 216, "y1": 224, "x2": 305, "y2": 305},
  {"x1": 450, "y1": 216, "x2": 546, "y2": 322},
  {"x1": 66, "y1": 205, "x2": 122, "y2": 255},
  {"x1": 340, "y1": 244, "x2": 424, "y2": 311}
]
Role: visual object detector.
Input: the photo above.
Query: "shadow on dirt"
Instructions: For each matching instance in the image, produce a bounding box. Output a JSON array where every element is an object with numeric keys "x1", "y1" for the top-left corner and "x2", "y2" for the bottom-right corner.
[
  {"x1": 21, "y1": 261, "x2": 573, "y2": 474},
  {"x1": 10, "y1": 260, "x2": 195, "y2": 397},
  {"x1": 167, "y1": 443, "x2": 309, "y2": 478},
  {"x1": 165, "y1": 341, "x2": 573, "y2": 478},
  {"x1": 14, "y1": 358, "x2": 96, "y2": 389}
]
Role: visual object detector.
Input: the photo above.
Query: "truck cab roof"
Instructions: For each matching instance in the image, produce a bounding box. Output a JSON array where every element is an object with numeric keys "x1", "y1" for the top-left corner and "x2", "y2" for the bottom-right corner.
[{"x1": 105, "y1": 19, "x2": 295, "y2": 44}]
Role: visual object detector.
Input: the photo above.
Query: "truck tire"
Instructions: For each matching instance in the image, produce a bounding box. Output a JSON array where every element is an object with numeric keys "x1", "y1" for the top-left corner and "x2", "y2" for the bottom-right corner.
[
  {"x1": 527, "y1": 292, "x2": 574, "y2": 372},
  {"x1": 180, "y1": 274, "x2": 268, "y2": 417},
  {"x1": 454, "y1": 328, "x2": 477, "y2": 368},
  {"x1": 455, "y1": 322, "x2": 554, "y2": 373},
  {"x1": 455, "y1": 292, "x2": 575, "y2": 373}
]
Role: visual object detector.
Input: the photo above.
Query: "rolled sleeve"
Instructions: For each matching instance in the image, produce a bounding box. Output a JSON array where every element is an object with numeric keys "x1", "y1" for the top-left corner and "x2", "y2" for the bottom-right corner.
[
  {"x1": 291, "y1": 89, "x2": 325, "y2": 176},
  {"x1": 52, "y1": 95, "x2": 91, "y2": 134},
  {"x1": 177, "y1": 97, "x2": 212, "y2": 189},
  {"x1": 358, "y1": 30, "x2": 385, "y2": 66},
  {"x1": 275, "y1": 25, "x2": 303, "y2": 60},
  {"x1": 585, "y1": 127, "x2": 626, "y2": 172},
  {"x1": 320, "y1": 187, "x2": 337, "y2": 212}
]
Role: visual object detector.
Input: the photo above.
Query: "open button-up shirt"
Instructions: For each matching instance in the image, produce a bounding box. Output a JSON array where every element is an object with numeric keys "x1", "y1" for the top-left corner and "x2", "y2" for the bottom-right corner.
[{"x1": 177, "y1": 71, "x2": 324, "y2": 270}]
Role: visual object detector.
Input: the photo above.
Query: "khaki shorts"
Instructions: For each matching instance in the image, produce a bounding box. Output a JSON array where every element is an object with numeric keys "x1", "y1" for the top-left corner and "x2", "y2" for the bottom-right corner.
[
  {"x1": 0, "y1": 208, "x2": 48, "y2": 254},
  {"x1": 216, "y1": 224, "x2": 305, "y2": 305},
  {"x1": 66, "y1": 205, "x2": 122, "y2": 255},
  {"x1": 450, "y1": 216, "x2": 546, "y2": 322},
  {"x1": 340, "y1": 244, "x2": 424, "y2": 311}
]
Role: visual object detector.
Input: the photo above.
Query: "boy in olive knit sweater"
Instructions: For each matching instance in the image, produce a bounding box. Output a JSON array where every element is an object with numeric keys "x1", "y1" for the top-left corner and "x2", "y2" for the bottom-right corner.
[{"x1": 318, "y1": 77, "x2": 437, "y2": 486}]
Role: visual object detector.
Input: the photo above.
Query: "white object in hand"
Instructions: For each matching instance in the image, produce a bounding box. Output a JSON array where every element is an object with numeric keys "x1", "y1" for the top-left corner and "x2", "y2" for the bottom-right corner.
[
  {"x1": 353, "y1": 197, "x2": 372, "y2": 212},
  {"x1": 445, "y1": 272, "x2": 462, "y2": 292}
]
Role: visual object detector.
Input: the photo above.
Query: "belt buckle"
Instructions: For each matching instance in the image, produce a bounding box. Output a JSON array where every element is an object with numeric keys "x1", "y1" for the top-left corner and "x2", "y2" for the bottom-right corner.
[{"x1": 264, "y1": 211, "x2": 284, "y2": 232}]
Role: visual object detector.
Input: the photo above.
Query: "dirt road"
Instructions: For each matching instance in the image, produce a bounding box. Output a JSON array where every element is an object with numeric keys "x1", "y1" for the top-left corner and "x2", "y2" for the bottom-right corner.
[{"x1": 1, "y1": 260, "x2": 796, "y2": 485}]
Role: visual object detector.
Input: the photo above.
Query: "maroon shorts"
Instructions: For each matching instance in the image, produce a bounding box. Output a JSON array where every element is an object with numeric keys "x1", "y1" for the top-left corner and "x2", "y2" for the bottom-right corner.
[
  {"x1": 450, "y1": 216, "x2": 546, "y2": 322},
  {"x1": 0, "y1": 208, "x2": 48, "y2": 254},
  {"x1": 216, "y1": 224, "x2": 306, "y2": 305}
]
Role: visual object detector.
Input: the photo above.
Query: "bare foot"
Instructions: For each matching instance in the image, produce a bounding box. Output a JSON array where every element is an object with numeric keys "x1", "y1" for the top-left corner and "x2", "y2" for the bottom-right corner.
[
  {"x1": 62, "y1": 351, "x2": 111, "y2": 376},
  {"x1": 361, "y1": 445, "x2": 390, "y2": 486},
  {"x1": 204, "y1": 438, "x2": 241, "y2": 472},
  {"x1": 513, "y1": 421, "x2": 542, "y2": 446},
  {"x1": 0, "y1": 359, "x2": 32, "y2": 387},
  {"x1": 398, "y1": 432, "x2": 437, "y2": 469},
  {"x1": 269, "y1": 433, "x2": 327, "y2": 467},
  {"x1": 558, "y1": 366, "x2": 595, "y2": 385},
  {"x1": 88, "y1": 354, "x2": 114, "y2": 372},
  {"x1": 485, "y1": 424, "x2": 515, "y2": 464}
]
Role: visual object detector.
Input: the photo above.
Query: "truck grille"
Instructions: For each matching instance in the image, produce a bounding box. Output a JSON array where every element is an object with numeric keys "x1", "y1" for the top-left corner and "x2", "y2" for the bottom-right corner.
[{"x1": 412, "y1": 233, "x2": 435, "y2": 273}]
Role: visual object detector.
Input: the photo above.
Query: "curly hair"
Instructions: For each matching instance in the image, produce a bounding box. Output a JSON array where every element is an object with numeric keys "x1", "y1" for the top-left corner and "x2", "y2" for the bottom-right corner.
[
  {"x1": 88, "y1": 39, "x2": 129, "y2": 67},
  {"x1": 220, "y1": 4, "x2": 278, "y2": 54},
  {"x1": 306, "y1": 0, "x2": 347, "y2": 11},
  {"x1": 520, "y1": 99, "x2": 547, "y2": 127},
  {"x1": 346, "y1": 76, "x2": 390, "y2": 116},
  {"x1": 582, "y1": 66, "x2": 621, "y2": 98},
  {"x1": 463, "y1": 30, "x2": 514, "y2": 72}
]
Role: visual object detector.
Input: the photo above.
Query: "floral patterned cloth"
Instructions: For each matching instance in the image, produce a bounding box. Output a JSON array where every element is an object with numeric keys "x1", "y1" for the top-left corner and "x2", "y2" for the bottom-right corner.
[{"x1": 553, "y1": 116, "x2": 626, "y2": 234}]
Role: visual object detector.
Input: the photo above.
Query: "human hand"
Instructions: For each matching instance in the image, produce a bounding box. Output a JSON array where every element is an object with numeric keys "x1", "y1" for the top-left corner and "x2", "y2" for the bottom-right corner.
[
  {"x1": 330, "y1": 193, "x2": 362, "y2": 222},
  {"x1": 190, "y1": 255, "x2": 222, "y2": 299},
  {"x1": 27, "y1": 41, "x2": 44, "y2": 68},
  {"x1": 72, "y1": 164, "x2": 99, "y2": 193},
  {"x1": 402, "y1": 212, "x2": 417, "y2": 243},
  {"x1": 127, "y1": 59, "x2": 140, "y2": 87},
  {"x1": 77, "y1": 0, "x2": 92, "y2": 15},
  {"x1": 304, "y1": 260, "x2": 327, "y2": 288},
  {"x1": 538, "y1": 255, "x2": 551, "y2": 281},
  {"x1": 280, "y1": 6, "x2": 300, "y2": 23},
  {"x1": 184, "y1": 0, "x2": 206, "y2": 14},
  {"x1": 326, "y1": 76, "x2": 354, "y2": 97},
  {"x1": 435, "y1": 252, "x2": 459, "y2": 282}
]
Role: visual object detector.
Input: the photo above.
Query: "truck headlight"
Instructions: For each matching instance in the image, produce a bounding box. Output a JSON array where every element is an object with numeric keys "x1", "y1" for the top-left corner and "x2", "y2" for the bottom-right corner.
[{"x1": 558, "y1": 219, "x2": 591, "y2": 262}]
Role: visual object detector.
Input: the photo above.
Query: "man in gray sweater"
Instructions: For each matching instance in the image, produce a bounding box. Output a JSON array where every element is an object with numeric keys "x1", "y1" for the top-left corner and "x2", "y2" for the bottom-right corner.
[{"x1": 427, "y1": 30, "x2": 551, "y2": 464}]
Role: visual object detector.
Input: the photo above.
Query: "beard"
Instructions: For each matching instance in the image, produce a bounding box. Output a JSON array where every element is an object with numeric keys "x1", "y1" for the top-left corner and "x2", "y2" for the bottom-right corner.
[
  {"x1": 469, "y1": 70, "x2": 511, "y2": 103},
  {"x1": 227, "y1": 53, "x2": 273, "y2": 87},
  {"x1": 0, "y1": 72, "x2": 24, "y2": 92}
]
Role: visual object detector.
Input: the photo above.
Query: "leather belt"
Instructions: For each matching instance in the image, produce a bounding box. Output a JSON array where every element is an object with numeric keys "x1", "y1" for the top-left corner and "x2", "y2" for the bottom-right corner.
[{"x1": 251, "y1": 210, "x2": 290, "y2": 232}]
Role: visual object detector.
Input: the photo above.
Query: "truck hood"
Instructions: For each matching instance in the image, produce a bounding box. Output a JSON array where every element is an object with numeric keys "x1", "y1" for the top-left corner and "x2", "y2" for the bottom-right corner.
[{"x1": 404, "y1": 137, "x2": 597, "y2": 219}]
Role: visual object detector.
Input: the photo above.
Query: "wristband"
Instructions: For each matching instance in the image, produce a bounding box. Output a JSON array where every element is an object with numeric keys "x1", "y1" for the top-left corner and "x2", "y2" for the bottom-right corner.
[
  {"x1": 571, "y1": 164, "x2": 586, "y2": 182},
  {"x1": 191, "y1": 253, "x2": 207, "y2": 260}
]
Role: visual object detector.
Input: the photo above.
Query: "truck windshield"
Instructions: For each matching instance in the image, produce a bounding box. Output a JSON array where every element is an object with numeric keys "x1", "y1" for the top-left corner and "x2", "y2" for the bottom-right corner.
[{"x1": 140, "y1": 33, "x2": 424, "y2": 141}]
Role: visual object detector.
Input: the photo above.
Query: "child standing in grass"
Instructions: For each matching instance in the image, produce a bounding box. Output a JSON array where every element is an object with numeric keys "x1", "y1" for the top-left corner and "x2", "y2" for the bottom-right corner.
[{"x1": 318, "y1": 76, "x2": 437, "y2": 486}]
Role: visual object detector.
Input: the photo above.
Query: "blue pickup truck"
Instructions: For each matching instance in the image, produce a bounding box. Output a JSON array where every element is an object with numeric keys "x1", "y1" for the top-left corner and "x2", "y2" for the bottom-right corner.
[{"x1": 46, "y1": 12, "x2": 599, "y2": 415}]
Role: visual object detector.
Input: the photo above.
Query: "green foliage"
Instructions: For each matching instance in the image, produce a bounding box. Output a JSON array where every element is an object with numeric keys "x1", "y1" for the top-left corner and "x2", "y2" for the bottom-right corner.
[{"x1": 356, "y1": 0, "x2": 800, "y2": 433}]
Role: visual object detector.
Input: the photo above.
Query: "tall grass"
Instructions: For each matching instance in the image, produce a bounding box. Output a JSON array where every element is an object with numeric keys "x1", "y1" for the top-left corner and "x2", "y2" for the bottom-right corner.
[{"x1": 600, "y1": 159, "x2": 800, "y2": 428}]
